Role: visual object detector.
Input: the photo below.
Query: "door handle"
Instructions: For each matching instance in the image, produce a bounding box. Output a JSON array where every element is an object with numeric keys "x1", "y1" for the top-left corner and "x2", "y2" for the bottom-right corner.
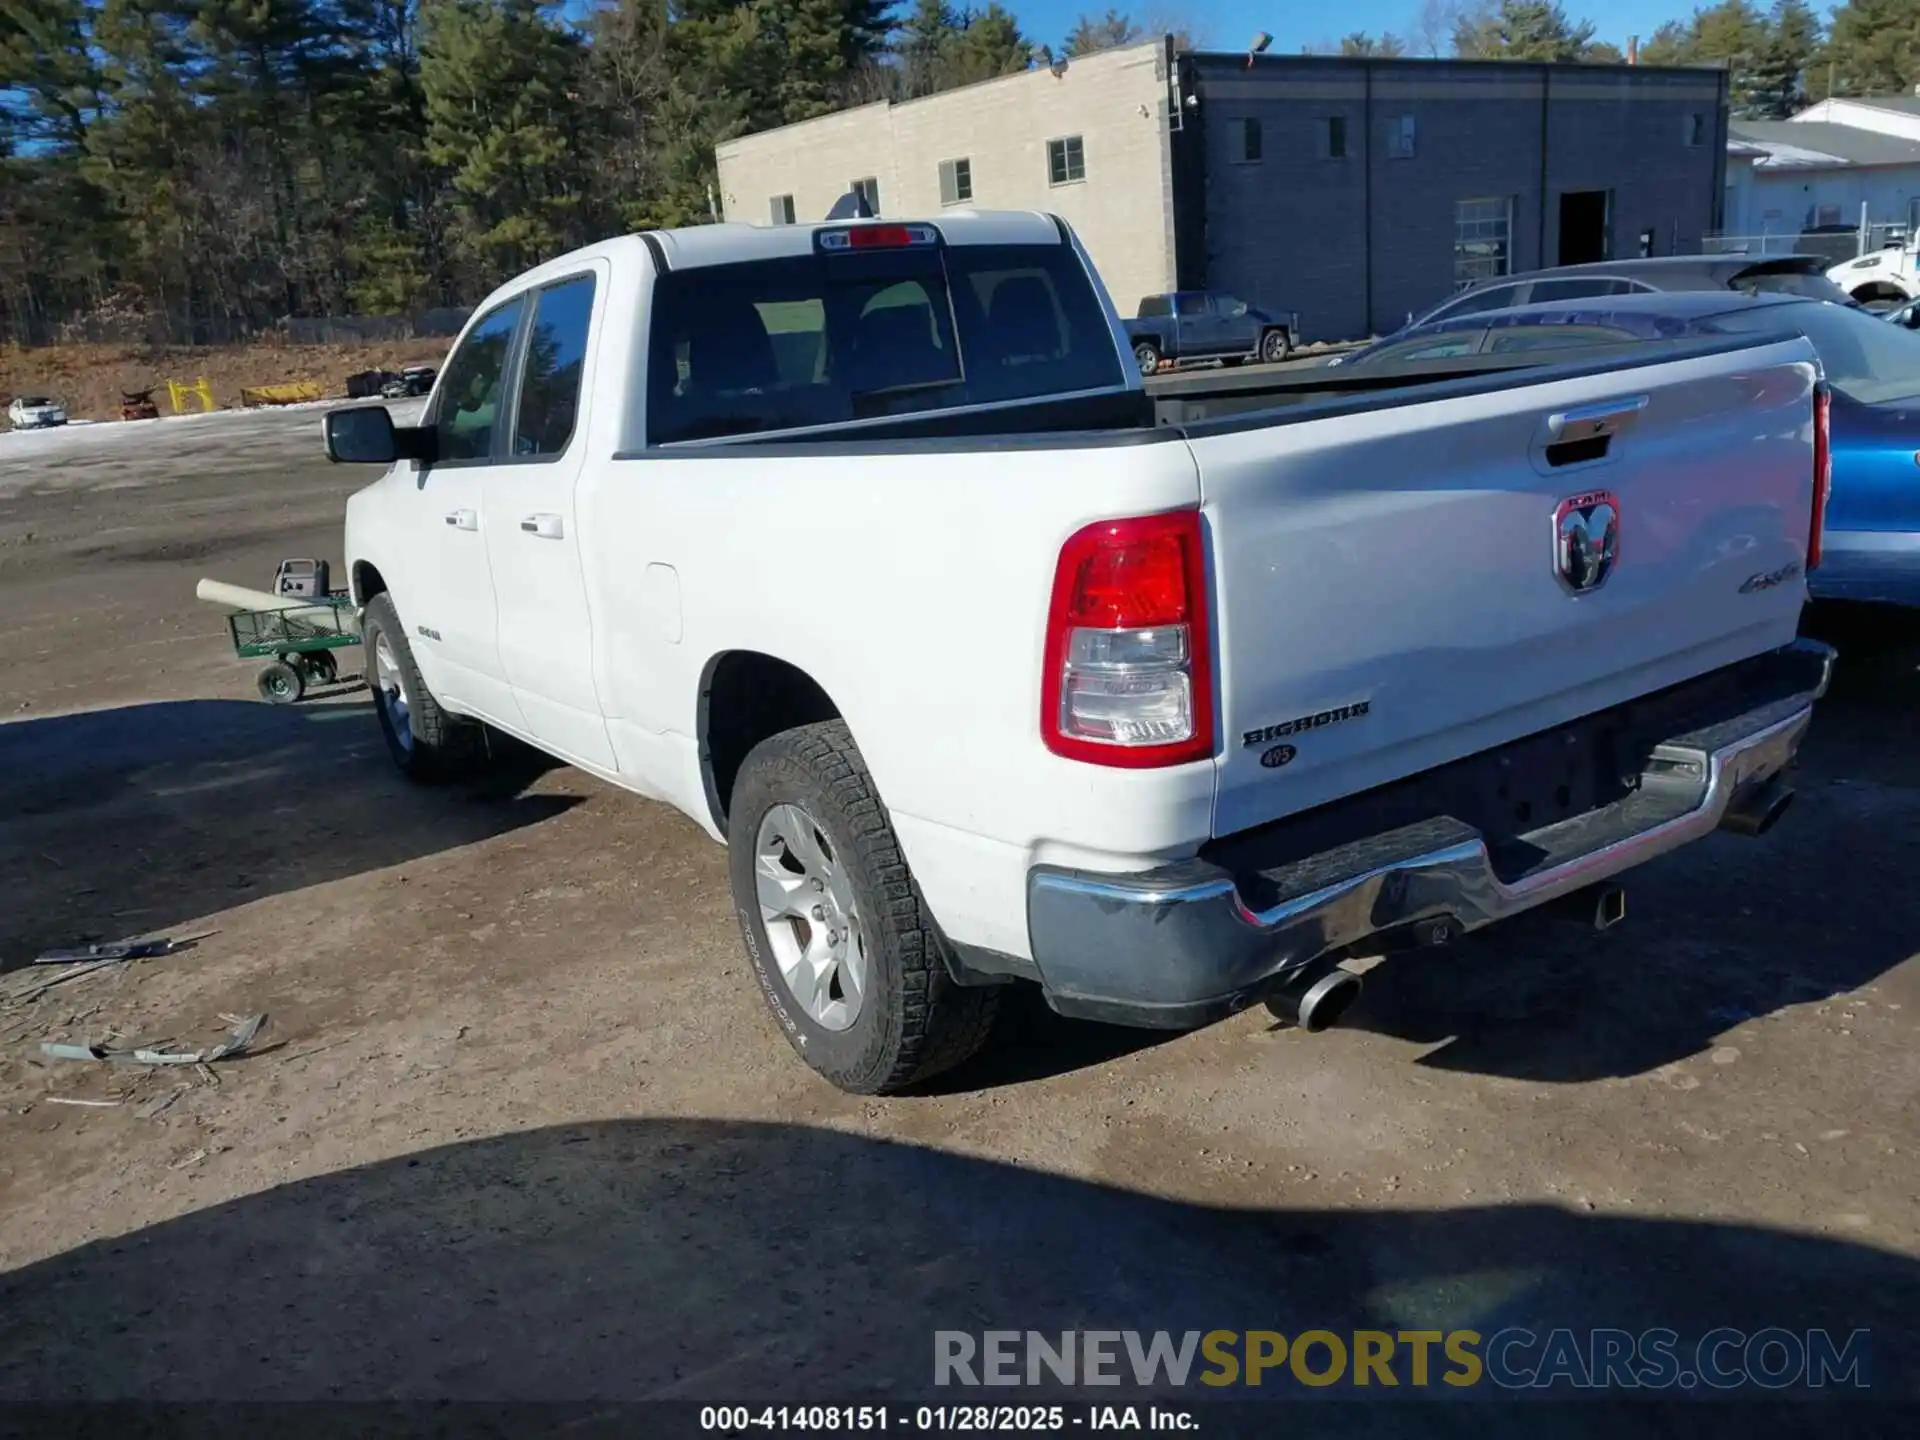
[
  {"x1": 1544, "y1": 395, "x2": 1650, "y2": 441},
  {"x1": 443, "y1": 508, "x2": 478, "y2": 531},
  {"x1": 520, "y1": 513, "x2": 565, "y2": 540}
]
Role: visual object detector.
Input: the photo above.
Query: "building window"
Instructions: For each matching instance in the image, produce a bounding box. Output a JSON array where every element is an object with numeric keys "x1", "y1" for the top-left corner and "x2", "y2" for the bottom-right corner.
[
  {"x1": 1047, "y1": 135, "x2": 1086, "y2": 186},
  {"x1": 939, "y1": 157, "x2": 973, "y2": 206},
  {"x1": 1387, "y1": 114, "x2": 1416, "y2": 159},
  {"x1": 1454, "y1": 196, "x2": 1514, "y2": 287},
  {"x1": 851, "y1": 176, "x2": 880, "y2": 213},
  {"x1": 769, "y1": 194, "x2": 795, "y2": 226},
  {"x1": 1232, "y1": 118, "x2": 1262, "y2": 164},
  {"x1": 1684, "y1": 113, "x2": 1706, "y2": 147},
  {"x1": 1319, "y1": 116, "x2": 1348, "y2": 160}
]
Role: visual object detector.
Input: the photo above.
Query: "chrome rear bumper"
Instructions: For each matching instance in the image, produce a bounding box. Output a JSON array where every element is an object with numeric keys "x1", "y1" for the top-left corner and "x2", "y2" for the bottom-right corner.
[{"x1": 1027, "y1": 639, "x2": 1835, "y2": 1029}]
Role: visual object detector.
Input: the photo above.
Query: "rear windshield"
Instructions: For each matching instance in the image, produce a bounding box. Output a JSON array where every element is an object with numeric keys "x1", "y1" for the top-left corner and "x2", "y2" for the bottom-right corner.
[
  {"x1": 1713, "y1": 299, "x2": 1920, "y2": 405},
  {"x1": 647, "y1": 242, "x2": 1125, "y2": 445},
  {"x1": 1731, "y1": 265, "x2": 1852, "y2": 304}
]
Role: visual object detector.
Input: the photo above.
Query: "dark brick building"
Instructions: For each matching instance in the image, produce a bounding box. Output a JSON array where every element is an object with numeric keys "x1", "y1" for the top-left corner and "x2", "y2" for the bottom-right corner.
[{"x1": 1170, "y1": 53, "x2": 1732, "y2": 339}]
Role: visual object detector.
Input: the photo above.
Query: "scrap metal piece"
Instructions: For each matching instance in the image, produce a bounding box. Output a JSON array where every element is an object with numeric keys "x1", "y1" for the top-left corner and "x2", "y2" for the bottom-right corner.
[
  {"x1": 34, "y1": 939, "x2": 180, "y2": 965},
  {"x1": 45, "y1": 1096, "x2": 124, "y2": 1109},
  {"x1": 39, "y1": 1041, "x2": 110, "y2": 1062},
  {"x1": 130, "y1": 1013, "x2": 267, "y2": 1067}
]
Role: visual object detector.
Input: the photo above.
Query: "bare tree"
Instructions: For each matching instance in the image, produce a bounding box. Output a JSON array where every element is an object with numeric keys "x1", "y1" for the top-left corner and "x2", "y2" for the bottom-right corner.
[{"x1": 1412, "y1": 0, "x2": 1472, "y2": 57}]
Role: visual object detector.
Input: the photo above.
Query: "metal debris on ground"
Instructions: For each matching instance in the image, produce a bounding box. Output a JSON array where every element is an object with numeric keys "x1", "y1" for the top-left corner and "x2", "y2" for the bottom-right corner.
[
  {"x1": 45, "y1": 1096, "x2": 124, "y2": 1109},
  {"x1": 40, "y1": 1040, "x2": 111, "y2": 1062},
  {"x1": 33, "y1": 938, "x2": 185, "y2": 965},
  {"x1": 34, "y1": 1013, "x2": 268, "y2": 1068}
]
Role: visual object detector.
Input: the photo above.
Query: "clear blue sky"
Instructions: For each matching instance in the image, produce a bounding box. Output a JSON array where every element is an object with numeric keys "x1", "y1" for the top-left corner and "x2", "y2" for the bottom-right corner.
[{"x1": 1007, "y1": 1, "x2": 1810, "y2": 55}]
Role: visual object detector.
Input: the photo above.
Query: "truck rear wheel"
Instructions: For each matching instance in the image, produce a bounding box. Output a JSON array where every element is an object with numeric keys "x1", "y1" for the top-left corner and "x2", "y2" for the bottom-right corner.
[
  {"x1": 1133, "y1": 340, "x2": 1162, "y2": 377},
  {"x1": 727, "y1": 720, "x2": 999, "y2": 1095},
  {"x1": 360, "y1": 592, "x2": 488, "y2": 781}
]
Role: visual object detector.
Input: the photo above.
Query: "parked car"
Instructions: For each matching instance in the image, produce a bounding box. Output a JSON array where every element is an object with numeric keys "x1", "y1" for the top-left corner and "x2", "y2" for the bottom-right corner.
[
  {"x1": 381, "y1": 364, "x2": 438, "y2": 399},
  {"x1": 321, "y1": 207, "x2": 1830, "y2": 1094},
  {"x1": 7, "y1": 395, "x2": 68, "y2": 429},
  {"x1": 1125, "y1": 291, "x2": 1296, "y2": 375},
  {"x1": 1331, "y1": 254, "x2": 1854, "y2": 367},
  {"x1": 1341, "y1": 288, "x2": 1920, "y2": 607}
]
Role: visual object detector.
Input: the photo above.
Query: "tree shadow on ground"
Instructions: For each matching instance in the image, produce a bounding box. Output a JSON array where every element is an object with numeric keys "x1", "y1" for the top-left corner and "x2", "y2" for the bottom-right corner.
[
  {"x1": 0, "y1": 698, "x2": 578, "y2": 970},
  {"x1": 0, "y1": 1119, "x2": 1910, "y2": 1432}
]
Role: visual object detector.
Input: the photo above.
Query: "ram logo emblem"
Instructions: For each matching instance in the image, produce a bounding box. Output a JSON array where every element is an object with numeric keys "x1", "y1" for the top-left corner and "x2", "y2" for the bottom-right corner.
[{"x1": 1554, "y1": 489, "x2": 1621, "y2": 594}]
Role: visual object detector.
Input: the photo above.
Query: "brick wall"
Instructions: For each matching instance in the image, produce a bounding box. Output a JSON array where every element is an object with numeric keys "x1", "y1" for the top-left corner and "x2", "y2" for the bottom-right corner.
[
  {"x1": 715, "y1": 41, "x2": 1178, "y2": 318},
  {"x1": 1188, "y1": 57, "x2": 1728, "y2": 341}
]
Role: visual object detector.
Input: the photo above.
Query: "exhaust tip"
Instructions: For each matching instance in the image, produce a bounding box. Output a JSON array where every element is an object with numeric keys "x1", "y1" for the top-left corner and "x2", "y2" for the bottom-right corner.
[
  {"x1": 1594, "y1": 883, "x2": 1627, "y2": 932},
  {"x1": 1722, "y1": 780, "x2": 1795, "y2": 839},
  {"x1": 1294, "y1": 968, "x2": 1363, "y2": 1033}
]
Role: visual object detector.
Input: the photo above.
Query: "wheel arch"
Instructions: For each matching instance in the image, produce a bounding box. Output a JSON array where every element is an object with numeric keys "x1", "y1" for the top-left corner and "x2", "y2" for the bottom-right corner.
[
  {"x1": 351, "y1": 559, "x2": 389, "y2": 606},
  {"x1": 698, "y1": 650, "x2": 845, "y2": 834}
]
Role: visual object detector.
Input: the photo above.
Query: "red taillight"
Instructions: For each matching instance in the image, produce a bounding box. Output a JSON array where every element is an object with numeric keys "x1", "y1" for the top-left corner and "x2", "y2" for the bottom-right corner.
[
  {"x1": 1042, "y1": 510, "x2": 1215, "y2": 768},
  {"x1": 1809, "y1": 382, "x2": 1831, "y2": 571}
]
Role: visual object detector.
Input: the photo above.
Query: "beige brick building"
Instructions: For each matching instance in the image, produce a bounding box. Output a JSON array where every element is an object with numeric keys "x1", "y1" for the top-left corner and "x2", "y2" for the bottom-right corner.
[{"x1": 713, "y1": 40, "x2": 1181, "y2": 316}]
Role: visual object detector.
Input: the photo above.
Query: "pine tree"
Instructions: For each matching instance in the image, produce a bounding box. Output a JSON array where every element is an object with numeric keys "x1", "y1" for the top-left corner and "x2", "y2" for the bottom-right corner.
[
  {"x1": 420, "y1": 0, "x2": 587, "y2": 286},
  {"x1": 1753, "y1": 0, "x2": 1821, "y2": 114},
  {"x1": 1452, "y1": 1, "x2": 1597, "y2": 62},
  {"x1": 1820, "y1": 0, "x2": 1920, "y2": 98}
]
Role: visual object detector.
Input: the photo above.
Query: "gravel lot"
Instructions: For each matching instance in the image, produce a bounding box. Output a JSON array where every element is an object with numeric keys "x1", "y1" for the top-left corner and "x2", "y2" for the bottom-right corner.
[{"x1": 0, "y1": 403, "x2": 1916, "y2": 1419}]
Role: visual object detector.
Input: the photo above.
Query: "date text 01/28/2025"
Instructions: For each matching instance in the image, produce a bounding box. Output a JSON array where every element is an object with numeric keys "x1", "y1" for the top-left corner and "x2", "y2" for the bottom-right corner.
[{"x1": 699, "y1": 1405, "x2": 1198, "y2": 1432}]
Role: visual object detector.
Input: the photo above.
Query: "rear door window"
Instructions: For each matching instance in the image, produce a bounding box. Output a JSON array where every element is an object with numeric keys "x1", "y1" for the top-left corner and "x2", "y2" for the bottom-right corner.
[
  {"x1": 512, "y1": 273, "x2": 596, "y2": 458},
  {"x1": 646, "y1": 241, "x2": 1124, "y2": 444},
  {"x1": 1427, "y1": 283, "x2": 1524, "y2": 323},
  {"x1": 1526, "y1": 278, "x2": 1621, "y2": 303}
]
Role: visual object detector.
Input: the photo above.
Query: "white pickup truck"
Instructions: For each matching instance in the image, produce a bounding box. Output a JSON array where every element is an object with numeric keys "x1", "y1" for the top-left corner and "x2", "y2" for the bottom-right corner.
[{"x1": 325, "y1": 208, "x2": 1835, "y2": 1095}]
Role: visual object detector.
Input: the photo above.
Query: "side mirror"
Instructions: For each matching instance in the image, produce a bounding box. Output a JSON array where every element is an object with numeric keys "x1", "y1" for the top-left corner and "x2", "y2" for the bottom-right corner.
[{"x1": 323, "y1": 405, "x2": 399, "y2": 464}]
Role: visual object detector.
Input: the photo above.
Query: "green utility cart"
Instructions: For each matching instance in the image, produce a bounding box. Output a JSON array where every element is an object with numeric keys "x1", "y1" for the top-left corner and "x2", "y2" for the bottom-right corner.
[{"x1": 228, "y1": 595, "x2": 360, "y2": 704}]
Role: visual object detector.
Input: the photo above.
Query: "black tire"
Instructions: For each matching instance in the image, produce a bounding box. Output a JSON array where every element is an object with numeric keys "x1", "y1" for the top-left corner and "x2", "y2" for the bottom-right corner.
[
  {"x1": 728, "y1": 720, "x2": 999, "y2": 1095},
  {"x1": 360, "y1": 592, "x2": 488, "y2": 781},
  {"x1": 1261, "y1": 328, "x2": 1292, "y2": 364},
  {"x1": 256, "y1": 661, "x2": 304, "y2": 705},
  {"x1": 304, "y1": 650, "x2": 339, "y2": 685},
  {"x1": 1133, "y1": 340, "x2": 1162, "y2": 377}
]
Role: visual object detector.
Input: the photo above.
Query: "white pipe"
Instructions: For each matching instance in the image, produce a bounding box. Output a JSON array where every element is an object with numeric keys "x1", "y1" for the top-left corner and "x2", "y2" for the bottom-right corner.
[
  {"x1": 197, "y1": 578, "x2": 314, "y2": 611},
  {"x1": 195, "y1": 578, "x2": 361, "y2": 632}
]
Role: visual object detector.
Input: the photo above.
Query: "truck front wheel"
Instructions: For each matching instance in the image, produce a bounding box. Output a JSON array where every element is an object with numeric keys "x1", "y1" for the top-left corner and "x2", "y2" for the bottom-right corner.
[
  {"x1": 1133, "y1": 340, "x2": 1162, "y2": 376},
  {"x1": 1261, "y1": 328, "x2": 1293, "y2": 364},
  {"x1": 360, "y1": 592, "x2": 489, "y2": 781},
  {"x1": 727, "y1": 720, "x2": 999, "y2": 1095}
]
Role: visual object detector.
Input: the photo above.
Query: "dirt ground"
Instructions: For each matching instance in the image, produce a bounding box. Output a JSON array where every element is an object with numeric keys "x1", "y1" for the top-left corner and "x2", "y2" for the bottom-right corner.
[
  {"x1": 1, "y1": 338, "x2": 452, "y2": 424},
  {"x1": 0, "y1": 410, "x2": 1917, "y2": 1419}
]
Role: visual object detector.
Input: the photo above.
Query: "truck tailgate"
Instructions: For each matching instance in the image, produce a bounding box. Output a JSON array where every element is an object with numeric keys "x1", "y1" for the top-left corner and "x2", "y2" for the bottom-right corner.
[{"x1": 1196, "y1": 336, "x2": 1821, "y2": 839}]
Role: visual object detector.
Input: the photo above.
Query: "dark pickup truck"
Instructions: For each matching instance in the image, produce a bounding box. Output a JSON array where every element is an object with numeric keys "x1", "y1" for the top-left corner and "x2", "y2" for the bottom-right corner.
[{"x1": 1125, "y1": 291, "x2": 1297, "y2": 375}]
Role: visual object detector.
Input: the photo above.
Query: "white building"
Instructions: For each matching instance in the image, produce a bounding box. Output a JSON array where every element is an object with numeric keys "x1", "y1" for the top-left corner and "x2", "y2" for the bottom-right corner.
[{"x1": 1722, "y1": 94, "x2": 1920, "y2": 245}]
